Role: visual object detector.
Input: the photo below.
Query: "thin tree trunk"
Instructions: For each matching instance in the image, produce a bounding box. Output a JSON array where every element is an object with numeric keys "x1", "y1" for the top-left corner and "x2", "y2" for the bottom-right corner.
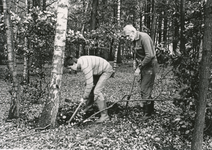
[
  {"x1": 113, "y1": 0, "x2": 120, "y2": 70},
  {"x1": 3, "y1": 0, "x2": 19, "y2": 119},
  {"x1": 173, "y1": 0, "x2": 180, "y2": 53},
  {"x1": 38, "y1": 0, "x2": 68, "y2": 128},
  {"x1": 0, "y1": 0, "x2": 3, "y2": 13},
  {"x1": 43, "y1": 0, "x2": 46, "y2": 11},
  {"x1": 191, "y1": 1, "x2": 212, "y2": 149},
  {"x1": 80, "y1": 0, "x2": 89, "y2": 56},
  {"x1": 180, "y1": 0, "x2": 185, "y2": 54},
  {"x1": 163, "y1": 0, "x2": 168, "y2": 43},
  {"x1": 23, "y1": 0, "x2": 29, "y2": 83},
  {"x1": 150, "y1": 0, "x2": 156, "y2": 42},
  {"x1": 158, "y1": 13, "x2": 162, "y2": 44},
  {"x1": 145, "y1": 0, "x2": 151, "y2": 31},
  {"x1": 90, "y1": 0, "x2": 98, "y2": 30},
  {"x1": 81, "y1": 0, "x2": 89, "y2": 34},
  {"x1": 139, "y1": 2, "x2": 143, "y2": 31}
]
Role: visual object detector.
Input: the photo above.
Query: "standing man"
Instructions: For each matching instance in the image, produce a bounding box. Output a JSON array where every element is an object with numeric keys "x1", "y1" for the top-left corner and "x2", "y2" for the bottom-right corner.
[
  {"x1": 123, "y1": 24, "x2": 158, "y2": 116},
  {"x1": 64, "y1": 55, "x2": 114, "y2": 123}
]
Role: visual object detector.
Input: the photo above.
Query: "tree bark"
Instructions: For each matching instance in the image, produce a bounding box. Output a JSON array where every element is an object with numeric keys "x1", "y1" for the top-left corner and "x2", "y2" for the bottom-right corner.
[
  {"x1": 158, "y1": 13, "x2": 162, "y2": 44},
  {"x1": 191, "y1": 0, "x2": 212, "y2": 149},
  {"x1": 113, "y1": 0, "x2": 121, "y2": 70},
  {"x1": 23, "y1": 0, "x2": 29, "y2": 83},
  {"x1": 180, "y1": 0, "x2": 185, "y2": 54},
  {"x1": 150, "y1": 0, "x2": 156, "y2": 42},
  {"x1": 39, "y1": 0, "x2": 68, "y2": 128},
  {"x1": 139, "y1": 2, "x2": 143, "y2": 31},
  {"x1": 144, "y1": 0, "x2": 151, "y2": 31},
  {"x1": 81, "y1": 0, "x2": 89, "y2": 34},
  {"x1": 43, "y1": 0, "x2": 46, "y2": 11},
  {"x1": 0, "y1": 0, "x2": 3, "y2": 13},
  {"x1": 163, "y1": 0, "x2": 168, "y2": 43},
  {"x1": 90, "y1": 0, "x2": 98, "y2": 30},
  {"x1": 3, "y1": 0, "x2": 19, "y2": 119}
]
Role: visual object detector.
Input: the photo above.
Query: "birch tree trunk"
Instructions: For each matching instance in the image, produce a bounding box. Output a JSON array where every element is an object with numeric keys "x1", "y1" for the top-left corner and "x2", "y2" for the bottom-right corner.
[
  {"x1": 191, "y1": 0, "x2": 212, "y2": 149},
  {"x1": 23, "y1": 0, "x2": 29, "y2": 83},
  {"x1": 113, "y1": 0, "x2": 120, "y2": 71},
  {"x1": 3, "y1": 0, "x2": 19, "y2": 119},
  {"x1": 38, "y1": 0, "x2": 68, "y2": 128}
]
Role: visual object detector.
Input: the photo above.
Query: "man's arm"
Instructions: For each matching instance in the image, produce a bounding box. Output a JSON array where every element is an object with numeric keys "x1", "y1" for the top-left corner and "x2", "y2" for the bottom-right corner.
[
  {"x1": 82, "y1": 67, "x2": 94, "y2": 99},
  {"x1": 140, "y1": 35, "x2": 155, "y2": 67}
]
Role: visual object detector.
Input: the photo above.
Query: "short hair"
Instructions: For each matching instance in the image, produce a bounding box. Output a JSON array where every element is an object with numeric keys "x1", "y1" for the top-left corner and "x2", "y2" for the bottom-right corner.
[
  {"x1": 123, "y1": 24, "x2": 136, "y2": 34},
  {"x1": 64, "y1": 55, "x2": 77, "y2": 67}
]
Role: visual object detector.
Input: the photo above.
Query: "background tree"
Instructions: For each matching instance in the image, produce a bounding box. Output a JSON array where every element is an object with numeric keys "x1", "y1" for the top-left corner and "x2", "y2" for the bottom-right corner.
[
  {"x1": 23, "y1": 0, "x2": 29, "y2": 83},
  {"x1": 90, "y1": 0, "x2": 98, "y2": 30},
  {"x1": 3, "y1": 0, "x2": 20, "y2": 119},
  {"x1": 180, "y1": 0, "x2": 185, "y2": 54},
  {"x1": 113, "y1": 0, "x2": 121, "y2": 71},
  {"x1": 191, "y1": 0, "x2": 212, "y2": 149},
  {"x1": 172, "y1": 0, "x2": 180, "y2": 53},
  {"x1": 38, "y1": 0, "x2": 69, "y2": 128}
]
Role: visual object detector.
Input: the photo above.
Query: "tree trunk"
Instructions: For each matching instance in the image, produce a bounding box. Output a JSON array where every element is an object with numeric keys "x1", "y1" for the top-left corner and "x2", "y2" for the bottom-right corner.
[
  {"x1": 3, "y1": 0, "x2": 19, "y2": 119},
  {"x1": 43, "y1": 0, "x2": 46, "y2": 11},
  {"x1": 173, "y1": 0, "x2": 180, "y2": 53},
  {"x1": 113, "y1": 1, "x2": 117, "y2": 24},
  {"x1": 191, "y1": 1, "x2": 212, "y2": 149},
  {"x1": 150, "y1": 0, "x2": 156, "y2": 42},
  {"x1": 23, "y1": 0, "x2": 29, "y2": 83},
  {"x1": 38, "y1": 0, "x2": 68, "y2": 128},
  {"x1": 90, "y1": 0, "x2": 98, "y2": 30},
  {"x1": 102, "y1": 0, "x2": 107, "y2": 25},
  {"x1": 109, "y1": 39, "x2": 114, "y2": 61},
  {"x1": 180, "y1": 0, "x2": 185, "y2": 54},
  {"x1": 144, "y1": 0, "x2": 151, "y2": 31},
  {"x1": 113, "y1": 39, "x2": 119, "y2": 70},
  {"x1": 81, "y1": 0, "x2": 89, "y2": 34},
  {"x1": 158, "y1": 12, "x2": 162, "y2": 44},
  {"x1": 113, "y1": 0, "x2": 120, "y2": 70},
  {"x1": 139, "y1": 2, "x2": 143, "y2": 31},
  {"x1": 173, "y1": 14, "x2": 179, "y2": 53},
  {"x1": 163, "y1": 0, "x2": 168, "y2": 43},
  {"x1": 0, "y1": 0, "x2": 3, "y2": 13}
]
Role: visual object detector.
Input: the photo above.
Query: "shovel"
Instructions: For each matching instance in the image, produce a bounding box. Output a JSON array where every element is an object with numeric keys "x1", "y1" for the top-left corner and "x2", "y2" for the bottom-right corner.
[
  {"x1": 67, "y1": 98, "x2": 84, "y2": 124},
  {"x1": 125, "y1": 75, "x2": 136, "y2": 108}
]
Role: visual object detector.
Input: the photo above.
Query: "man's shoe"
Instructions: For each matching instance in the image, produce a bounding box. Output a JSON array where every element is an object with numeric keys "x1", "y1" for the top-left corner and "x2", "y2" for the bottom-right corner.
[{"x1": 96, "y1": 114, "x2": 109, "y2": 123}]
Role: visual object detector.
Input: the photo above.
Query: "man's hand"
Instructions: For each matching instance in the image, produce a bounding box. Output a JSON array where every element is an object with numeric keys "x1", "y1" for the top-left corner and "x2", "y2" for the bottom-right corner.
[
  {"x1": 80, "y1": 98, "x2": 85, "y2": 103},
  {"x1": 82, "y1": 98, "x2": 94, "y2": 112},
  {"x1": 134, "y1": 67, "x2": 140, "y2": 76}
]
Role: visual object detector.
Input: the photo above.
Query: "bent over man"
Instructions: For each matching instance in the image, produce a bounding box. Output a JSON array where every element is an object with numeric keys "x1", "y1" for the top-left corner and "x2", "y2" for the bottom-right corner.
[
  {"x1": 123, "y1": 24, "x2": 158, "y2": 116},
  {"x1": 64, "y1": 55, "x2": 114, "y2": 122}
]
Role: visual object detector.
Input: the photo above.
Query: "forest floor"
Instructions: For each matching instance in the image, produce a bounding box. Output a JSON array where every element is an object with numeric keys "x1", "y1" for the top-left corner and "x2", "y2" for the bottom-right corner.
[{"x1": 0, "y1": 62, "x2": 212, "y2": 150}]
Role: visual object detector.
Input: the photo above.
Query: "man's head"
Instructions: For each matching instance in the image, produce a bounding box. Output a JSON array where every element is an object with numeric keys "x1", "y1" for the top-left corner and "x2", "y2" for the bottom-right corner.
[
  {"x1": 123, "y1": 25, "x2": 137, "y2": 41},
  {"x1": 64, "y1": 56, "x2": 78, "y2": 71}
]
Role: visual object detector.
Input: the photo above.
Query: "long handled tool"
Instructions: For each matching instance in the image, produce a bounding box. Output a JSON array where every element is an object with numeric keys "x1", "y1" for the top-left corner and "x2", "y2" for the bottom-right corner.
[
  {"x1": 67, "y1": 98, "x2": 84, "y2": 124},
  {"x1": 125, "y1": 75, "x2": 136, "y2": 108}
]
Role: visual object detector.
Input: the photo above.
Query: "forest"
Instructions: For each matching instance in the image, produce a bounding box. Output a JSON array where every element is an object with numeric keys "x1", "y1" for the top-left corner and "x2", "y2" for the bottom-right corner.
[{"x1": 0, "y1": 0, "x2": 212, "y2": 149}]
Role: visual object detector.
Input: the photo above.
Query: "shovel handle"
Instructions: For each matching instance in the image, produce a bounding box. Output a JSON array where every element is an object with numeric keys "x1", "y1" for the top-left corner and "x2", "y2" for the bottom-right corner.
[
  {"x1": 67, "y1": 100, "x2": 84, "y2": 124},
  {"x1": 126, "y1": 76, "x2": 136, "y2": 108}
]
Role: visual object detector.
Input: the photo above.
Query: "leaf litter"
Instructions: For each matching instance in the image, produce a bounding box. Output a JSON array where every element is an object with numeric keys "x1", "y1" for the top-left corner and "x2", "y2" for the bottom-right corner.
[{"x1": 0, "y1": 63, "x2": 211, "y2": 149}]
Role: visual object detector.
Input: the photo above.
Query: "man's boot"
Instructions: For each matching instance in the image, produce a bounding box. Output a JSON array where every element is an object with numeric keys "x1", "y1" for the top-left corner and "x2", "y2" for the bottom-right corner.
[
  {"x1": 96, "y1": 100, "x2": 109, "y2": 123},
  {"x1": 143, "y1": 101, "x2": 154, "y2": 116}
]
